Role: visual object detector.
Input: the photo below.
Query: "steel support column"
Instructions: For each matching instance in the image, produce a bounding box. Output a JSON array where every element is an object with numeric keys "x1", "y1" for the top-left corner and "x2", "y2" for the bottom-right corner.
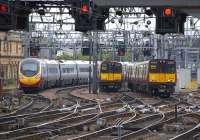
[
  {"x1": 89, "y1": 32, "x2": 92, "y2": 94},
  {"x1": 92, "y1": 32, "x2": 98, "y2": 94},
  {"x1": 153, "y1": 36, "x2": 158, "y2": 59}
]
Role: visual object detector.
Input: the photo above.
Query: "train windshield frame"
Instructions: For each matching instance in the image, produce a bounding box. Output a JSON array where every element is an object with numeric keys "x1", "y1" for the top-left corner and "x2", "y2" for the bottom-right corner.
[
  {"x1": 101, "y1": 62, "x2": 122, "y2": 73},
  {"x1": 21, "y1": 61, "x2": 39, "y2": 77},
  {"x1": 149, "y1": 60, "x2": 176, "y2": 73}
]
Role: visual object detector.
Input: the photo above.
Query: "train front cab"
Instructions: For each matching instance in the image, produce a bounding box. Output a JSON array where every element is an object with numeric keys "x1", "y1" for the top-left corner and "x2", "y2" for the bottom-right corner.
[
  {"x1": 99, "y1": 61, "x2": 123, "y2": 91},
  {"x1": 18, "y1": 59, "x2": 42, "y2": 93},
  {"x1": 148, "y1": 60, "x2": 176, "y2": 97}
]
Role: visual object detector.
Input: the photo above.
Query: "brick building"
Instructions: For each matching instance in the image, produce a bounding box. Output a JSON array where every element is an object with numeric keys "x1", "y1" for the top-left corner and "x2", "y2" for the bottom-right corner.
[{"x1": 0, "y1": 31, "x2": 23, "y2": 88}]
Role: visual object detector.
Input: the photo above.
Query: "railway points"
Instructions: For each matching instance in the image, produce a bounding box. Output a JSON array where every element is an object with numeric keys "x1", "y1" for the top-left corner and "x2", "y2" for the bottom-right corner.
[{"x1": 1, "y1": 80, "x2": 200, "y2": 140}]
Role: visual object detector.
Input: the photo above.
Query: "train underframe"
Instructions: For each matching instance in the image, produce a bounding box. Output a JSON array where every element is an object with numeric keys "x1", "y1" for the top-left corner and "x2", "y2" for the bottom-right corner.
[
  {"x1": 19, "y1": 78, "x2": 88, "y2": 93},
  {"x1": 128, "y1": 82, "x2": 175, "y2": 97},
  {"x1": 99, "y1": 81, "x2": 122, "y2": 91}
]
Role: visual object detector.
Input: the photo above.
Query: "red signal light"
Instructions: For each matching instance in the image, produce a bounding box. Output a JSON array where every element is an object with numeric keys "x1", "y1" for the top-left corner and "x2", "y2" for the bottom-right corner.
[
  {"x1": 0, "y1": 3, "x2": 8, "y2": 13},
  {"x1": 81, "y1": 4, "x2": 89, "y2": 13},
  {"x1": 163, "y1": 8, "x2": 173, "y2": 16}
]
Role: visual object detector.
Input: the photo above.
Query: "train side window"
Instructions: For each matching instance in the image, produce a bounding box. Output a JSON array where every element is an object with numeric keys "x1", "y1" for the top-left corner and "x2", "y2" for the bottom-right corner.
[
  {"x1": 48, "y1": 67, "x2": 58, "y2": 74},
  {"x1": 80, "y1": 68, "x2": 89, "y2": 72},
  {"x1": 114, "y1": 63, "x2": 122, "y2": 73},
  {"x1": 62, "y1": 68, "x2": 74, "y2": 73}
]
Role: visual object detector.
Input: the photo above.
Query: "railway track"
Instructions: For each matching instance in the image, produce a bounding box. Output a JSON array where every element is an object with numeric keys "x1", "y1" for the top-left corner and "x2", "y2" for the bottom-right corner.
[
  {"x1": 119, "y1": 112, "x2": 200, "y2": 140},
  {"x1": 64, "y1": 92, "x2": 198, "y2": 140},
  {"x1": 0, "y1": 93, "x2": 52, "y2": 117},
  {"x1": 2, "y1": 86, "x2": 200, "y2": 140},
  {"x1": 17, "y1": 93, "x2": 160, "y2": 140},
  {"x1": 68, "y1": 112, "x2": 163, "y2": 140},
  {"x1": 0, "y1": 102, "x2": 135, "y2": 140},
  {"x1": 55, "y1": 87, "x2": 97, "y2": 109},
  {"x1": 0, "y1": 95, "x2": 33, "y2": 117},
  {"x1": 0, "y1": 86, "x2": 130, "y2": 140},
  {"x1": 0, "y1": 86, "x2": 97, "y2": 131}
]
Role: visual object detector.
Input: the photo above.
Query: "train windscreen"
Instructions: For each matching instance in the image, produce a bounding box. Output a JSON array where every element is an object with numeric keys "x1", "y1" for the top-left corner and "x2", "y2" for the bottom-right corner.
[
  {"x1": 101, "y1": 62, "x2": 122, "y2": 73},
  {"x1": 113, "y1": 63, "x2": 122, "y2": 73},
  {"x1": 21, "y1": 61, "x2": 39, "y2": 77},
  {"x1": 150, "y1": 60, "x2": 176, "y2": 73}
]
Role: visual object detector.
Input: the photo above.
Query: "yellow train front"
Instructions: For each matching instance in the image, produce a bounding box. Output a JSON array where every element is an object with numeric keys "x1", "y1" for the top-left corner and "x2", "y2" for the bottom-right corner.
[
  {"x1": 128, "y1": 59, "x2": 176, "y2": 97},
  {"x1": 99, "y1": 61, "x2": 123, "y2": 91}
]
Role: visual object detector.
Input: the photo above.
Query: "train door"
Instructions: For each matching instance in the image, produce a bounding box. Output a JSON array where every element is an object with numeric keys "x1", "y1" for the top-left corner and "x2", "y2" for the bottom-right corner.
[
  {"x1": 58, "y1": 63, "x2": 62, "y2": 86},
  {"x1": 41, "y1": 62, "x2": 48, "y2": 88},
  {"x1": 74, "y1": 61, "x2": 79, "y2": 85}
]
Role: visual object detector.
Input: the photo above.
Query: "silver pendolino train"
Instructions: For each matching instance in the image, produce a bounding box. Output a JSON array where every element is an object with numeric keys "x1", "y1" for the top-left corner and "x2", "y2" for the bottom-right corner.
[{"x1": 18, "y1": 58, "x2": 91, "y2": 93}]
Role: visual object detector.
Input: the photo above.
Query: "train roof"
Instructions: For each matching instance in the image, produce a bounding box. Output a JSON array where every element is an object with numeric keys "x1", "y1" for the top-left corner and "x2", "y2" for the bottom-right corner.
[
  {"x1": 131, "y1": 59, "x2": 175, "y2": 66},
  {"x1": 21, "y1": 58, "x2": 59, "y2": 64},
  {"x1": 120, "y1": 62, "x2": 132, "y2": 66},
  {"x1": 59, "y1": 60, "x2": 77, "y2": 65},
  {"x1": 100, "y1": 61, "x2": 122, "y2": 65},
  {"x1": 75, "y1": 60, "x2": 90, "y2": 65}
]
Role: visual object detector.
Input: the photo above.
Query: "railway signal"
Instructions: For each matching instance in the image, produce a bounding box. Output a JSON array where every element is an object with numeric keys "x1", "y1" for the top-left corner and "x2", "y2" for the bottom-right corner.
[
  {"x1": 0, "y1": 3, "x2": 9, "y2": 13},
  {"x1": 71, "y1": 0, "x2": 109, "y2": 32},
  {"x1": 81, "y1": 3, "x2": 89, "y2": 13},
  {"x1": 0, "y1": 0, "x2": 12, "y2": 31},
  {"x1": 0, "y1": 1, "x2": 31, "y2": 31},
  {"x1": 163, "y1": 8, "x2": 173, "y2": 16},
  {"x1": 72, "y1": 0, "x2": 93, "y2": 32},
  {"x1": 154, "y1": 7, "x2": 186, "y2": 35},
  {"x1": 14, "y1": 1, "x2": 31, "y2": 31}
]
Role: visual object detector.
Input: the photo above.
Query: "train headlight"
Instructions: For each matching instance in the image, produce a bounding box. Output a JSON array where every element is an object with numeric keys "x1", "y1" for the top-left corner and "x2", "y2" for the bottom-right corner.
[{"x1": 168, "y1": 79, "x2": 173, "y2": 82}]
